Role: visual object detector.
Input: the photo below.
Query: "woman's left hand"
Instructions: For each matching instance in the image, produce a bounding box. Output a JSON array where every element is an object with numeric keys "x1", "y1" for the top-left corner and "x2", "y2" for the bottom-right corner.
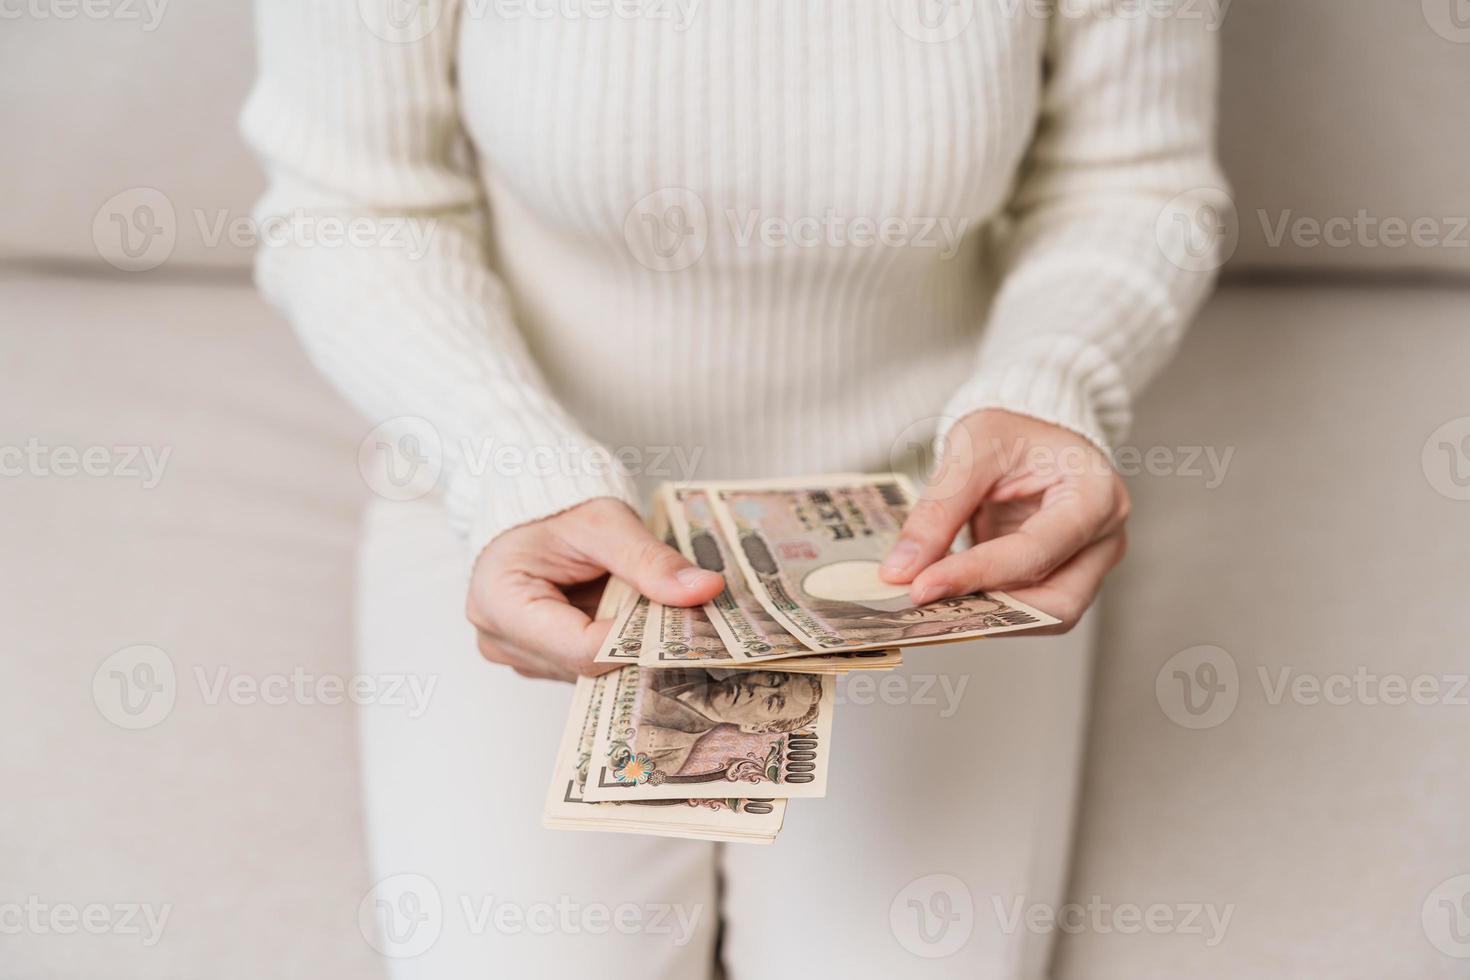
[{"x1": 880, "y1": 409, "x2": 1130, "y2": 631}]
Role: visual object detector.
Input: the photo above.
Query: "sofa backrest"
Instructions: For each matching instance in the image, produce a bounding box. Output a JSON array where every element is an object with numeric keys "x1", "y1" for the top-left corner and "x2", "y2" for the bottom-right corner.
[
  {"x1": 1218, "y1": 0, "x2": 1470, "y2": 275},
  {"x1": 1, "y1": 0, "x2": 1465, "y2": 276},
  {"x1": 0, "y1": 3, "x2": 261, "y2": 271}
]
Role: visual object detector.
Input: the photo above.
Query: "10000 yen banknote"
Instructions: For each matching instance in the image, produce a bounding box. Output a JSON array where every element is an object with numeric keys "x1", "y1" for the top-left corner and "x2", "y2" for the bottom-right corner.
[
  {"x1": 663, "y1": 485, "x2": 811, "y2": 662},
  {"x1": 705, "y1": 474, "x2": 1059, "y2": 652},
  {"x1": 543, "y1": 673, "x2": 786, "y2": 843},
  {"x1": 641, "y1": 596, "x2": 901, "y2": 673},
  {"x1": 582, "y1": 664, "x2": 833, "y2": 802},
  {"x1": 594, "y1": 489, "x2": 902, "y2": 673}
]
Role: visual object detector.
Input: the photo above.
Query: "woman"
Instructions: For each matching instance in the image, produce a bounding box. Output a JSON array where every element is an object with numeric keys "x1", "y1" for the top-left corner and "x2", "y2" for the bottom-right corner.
[{"x1": 244, "y1": 1, "x2": 1225, "y2": 975}]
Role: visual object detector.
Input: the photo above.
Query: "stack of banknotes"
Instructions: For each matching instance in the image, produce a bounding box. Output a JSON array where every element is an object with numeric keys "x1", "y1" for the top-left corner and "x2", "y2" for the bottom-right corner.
[{"x1": 543, "y1": 473, "x2": 1059, "y2": 844}]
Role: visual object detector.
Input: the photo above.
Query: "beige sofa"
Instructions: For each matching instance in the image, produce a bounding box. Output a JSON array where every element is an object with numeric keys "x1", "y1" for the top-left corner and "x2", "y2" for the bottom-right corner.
[{"x1": 4, "y1": 3, "x2": 1467, "y2": 977}]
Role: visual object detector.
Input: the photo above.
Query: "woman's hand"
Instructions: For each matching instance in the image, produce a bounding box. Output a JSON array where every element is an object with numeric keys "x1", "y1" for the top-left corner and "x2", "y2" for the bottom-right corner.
[
  {"x1": 880, "y1": 409, "x2": 1130, "y2": 631},
  {"x1": 467, "y1": 499, "x2": 725, "y2": 681}
]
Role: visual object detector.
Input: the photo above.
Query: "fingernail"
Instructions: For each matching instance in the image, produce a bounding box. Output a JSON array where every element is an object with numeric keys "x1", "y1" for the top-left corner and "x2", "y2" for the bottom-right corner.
[
  {"x1": 912, "y1": 582, "x2": 945, "y2": 606},
  {"x1": 882, "y1": 539, "x2": 921, "y2": 573},
  {"x1": 677, "y1": 567, "x2": 721, "y2": 591}
]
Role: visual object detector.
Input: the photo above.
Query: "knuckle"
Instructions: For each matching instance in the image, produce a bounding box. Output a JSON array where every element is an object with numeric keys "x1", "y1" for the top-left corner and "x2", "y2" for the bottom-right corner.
[
  {"x1": 940, "y1": 555, "x2": 986, "y2": 594},
  {"x1": 1007, "y1": 539, "x2": 1055, "y2": 586},
  {"x1": 468, "y1": 593, "x2": 506, "y2": 634},
  {"x1": 464, "y1": 594, "x2": 492, "y2": 631},
  {"x1": 1113, "y1": 486, "x2": 1133, "y2": 524},
  {"x1": 584, "y1": 497, "x2": 624, "y2": 516},
  {"x1": 475, "y1": 635, "x2": 509, "y2": 665},
  {"x1": 939, "y1": 552, "x2": 984, "y2": 592},
  {"x1": 907, "y1": 497, "x2": 956, "y2": 539},
  {"x1": 628, "y1": 537, "x2": 674, "y2": 574},
  {"x1": 1050, "y1": 593, "x2": 1085, "y2": 628}
]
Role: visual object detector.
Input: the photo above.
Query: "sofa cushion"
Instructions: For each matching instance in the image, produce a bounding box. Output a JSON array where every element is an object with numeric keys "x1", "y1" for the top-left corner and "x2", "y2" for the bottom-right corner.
[
  {"x1": 1057, "y1": 283, "x2": 1470, "y2": 978},
  {"x1": 5, "y1": 269, "x2": 1467, "y2": 974},
  {"x1": 0, "y1": 273, "x2": 380, "y2": 978}
]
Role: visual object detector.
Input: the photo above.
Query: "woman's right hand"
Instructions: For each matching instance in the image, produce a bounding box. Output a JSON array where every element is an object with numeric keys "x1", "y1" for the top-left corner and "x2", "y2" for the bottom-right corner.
[{"x1": 466, "y1": 498, "x2": 725, "y2": 682}]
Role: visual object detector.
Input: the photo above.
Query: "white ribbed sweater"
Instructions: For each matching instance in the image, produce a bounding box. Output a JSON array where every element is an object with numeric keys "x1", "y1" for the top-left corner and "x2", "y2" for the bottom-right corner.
[{"x1": 243, "y1": 0, "x2": 1226, "y2": 554}]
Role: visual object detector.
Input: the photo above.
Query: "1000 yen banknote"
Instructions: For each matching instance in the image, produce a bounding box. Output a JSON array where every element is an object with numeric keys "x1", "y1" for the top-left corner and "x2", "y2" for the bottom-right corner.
[
  {"x1": 582, "y1": 664, "x2": 833, "y2": 802},
  {"x1": 704, "y1": 474, "x2": 1059, "y2": 652},
  {"x1": 543, "y1": 674, "x2": 786, "y2": 843}
]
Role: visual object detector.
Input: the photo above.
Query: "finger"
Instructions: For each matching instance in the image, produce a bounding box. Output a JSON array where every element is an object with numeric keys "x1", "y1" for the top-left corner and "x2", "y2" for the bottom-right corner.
[
  {"x1": 909, "y1": 483, "x2": 1116, "y2": 602},
  {"x1": 475, "y1": 631, "x2": 576, "y2": 682},
  {"x1": 1003, "y1": 531, "x2": 1127, "y2": 632},
  {"x1": 578, "y1": 506, "x2": 724, "y2": 607},
  {"x1": 564, "y1": 576, "x2": 609, "y2": 618},
  {"x1": 488, "y1": 576, "x2": 626, "y2": 678},
  {"x1": 511, "y1": 664, "x2": 569, "y2": 681},
  {"x1": 882, "y1": 432, "x2": 1009, "y2": 584},
  {"x1": 969, "y1": 498, "x2": 1025, "y2": 543}
]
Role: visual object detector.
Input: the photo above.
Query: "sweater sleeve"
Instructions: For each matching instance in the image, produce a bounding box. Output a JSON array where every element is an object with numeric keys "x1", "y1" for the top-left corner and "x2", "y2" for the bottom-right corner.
[
  {"x1": 942, "y1": 1, "x2": 1232, "y2": 453},
  {"x1": 240, "y1": 0, "x2": 637, "y2": 554}
]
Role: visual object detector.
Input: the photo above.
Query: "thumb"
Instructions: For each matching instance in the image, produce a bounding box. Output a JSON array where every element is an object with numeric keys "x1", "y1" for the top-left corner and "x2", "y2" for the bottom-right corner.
[{"x1": 584, "y1": 507, "x2": 724, "y2": 607}]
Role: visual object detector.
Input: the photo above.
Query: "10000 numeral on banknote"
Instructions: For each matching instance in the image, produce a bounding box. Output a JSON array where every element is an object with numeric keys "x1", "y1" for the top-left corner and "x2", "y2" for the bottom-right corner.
[{"x1": 706, "y1": 473, "x2": 1059, "y2": 651}]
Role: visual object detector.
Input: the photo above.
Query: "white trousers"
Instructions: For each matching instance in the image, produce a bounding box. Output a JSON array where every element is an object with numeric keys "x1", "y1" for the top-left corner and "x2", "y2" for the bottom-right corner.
[{"x1": 356, "y1": 498, "x2": 1094, "y2": 979}]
